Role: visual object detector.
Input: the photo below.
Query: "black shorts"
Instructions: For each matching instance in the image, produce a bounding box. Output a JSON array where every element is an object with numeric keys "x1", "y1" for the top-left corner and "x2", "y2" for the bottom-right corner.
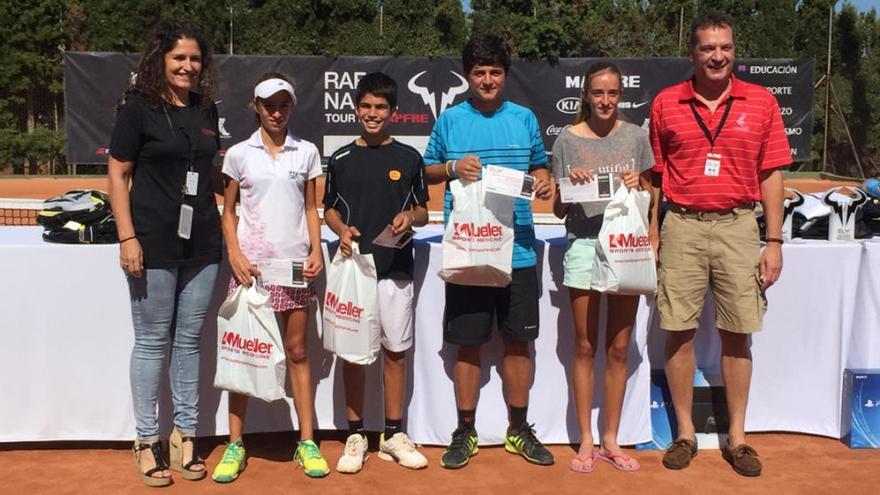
[{"x1": 443, "y1": 266, "x2": 540, "y2": 346}]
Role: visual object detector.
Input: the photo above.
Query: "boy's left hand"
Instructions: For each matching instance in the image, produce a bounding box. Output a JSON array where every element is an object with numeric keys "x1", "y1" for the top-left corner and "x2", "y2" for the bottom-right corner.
[
  {"x1": 304, "y1": 249, "x2": 324, "y2": 278},
  {"x1": 391, "y1": 211, "x2": 414, "y2": 235},
  {"x1": 532, "y1": 176, "x2": 552, "y2": 200}
]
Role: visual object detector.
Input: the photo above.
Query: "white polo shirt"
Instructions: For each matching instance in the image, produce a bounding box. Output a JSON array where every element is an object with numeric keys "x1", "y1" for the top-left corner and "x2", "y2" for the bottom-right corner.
[{"x1": 222, "y1": 129, "x2": 322, "y2": 262}]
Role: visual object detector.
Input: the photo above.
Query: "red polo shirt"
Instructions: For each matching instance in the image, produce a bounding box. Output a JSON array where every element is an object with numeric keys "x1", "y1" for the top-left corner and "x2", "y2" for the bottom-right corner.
[{"x1": 649, "y1": 75, "x2": 791, "y2": 211}]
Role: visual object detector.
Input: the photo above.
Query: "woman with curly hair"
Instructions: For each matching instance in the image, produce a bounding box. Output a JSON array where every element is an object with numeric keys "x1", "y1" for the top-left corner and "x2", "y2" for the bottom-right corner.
[{"x1": 108, "y1": 20, "x2": 222, "y2": 487}]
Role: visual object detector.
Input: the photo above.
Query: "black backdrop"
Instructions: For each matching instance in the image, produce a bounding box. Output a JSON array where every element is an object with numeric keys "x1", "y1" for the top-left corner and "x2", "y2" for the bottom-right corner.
[{"x1": 64, "y1": 54, "x2": 814, "y2": 164}]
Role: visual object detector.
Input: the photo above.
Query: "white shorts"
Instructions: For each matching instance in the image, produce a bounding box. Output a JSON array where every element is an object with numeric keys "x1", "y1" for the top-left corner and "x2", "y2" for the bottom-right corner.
[{"x1": 377, "y1": 278, "x2": 414, "y2": 352}]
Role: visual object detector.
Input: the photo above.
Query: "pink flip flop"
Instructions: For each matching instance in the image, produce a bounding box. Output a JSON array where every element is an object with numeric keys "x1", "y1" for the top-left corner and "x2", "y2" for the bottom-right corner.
[
  {"x1": 597, "y1": 450, "x2": 641, "y2": 472},
  {"x1": 569, "y1": 451, "x2": 597, "y2": 473}
]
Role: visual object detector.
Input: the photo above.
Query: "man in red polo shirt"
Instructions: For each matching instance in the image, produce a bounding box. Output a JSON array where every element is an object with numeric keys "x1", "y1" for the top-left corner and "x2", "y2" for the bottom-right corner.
[{"x1": 648, "y1": 11, "x2": 789, "y2": 477}]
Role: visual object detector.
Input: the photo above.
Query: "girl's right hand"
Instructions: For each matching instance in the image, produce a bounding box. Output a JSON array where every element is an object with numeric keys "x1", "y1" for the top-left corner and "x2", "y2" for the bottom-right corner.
[
  {"x1": 569, "y1": 168, "x2": 595, "y2": 185},
  {"x1": 230, "y1": 252, "x2": 260, "y2": 286},
  {"x1": 119, "y1": 238, "x2": 144, "y2": 278}
]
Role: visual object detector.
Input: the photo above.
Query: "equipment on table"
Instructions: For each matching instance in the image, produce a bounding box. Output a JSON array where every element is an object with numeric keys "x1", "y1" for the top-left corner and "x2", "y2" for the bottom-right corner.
[{"x1": 36, "y1": 190, "x2": 117, "y2": 244}]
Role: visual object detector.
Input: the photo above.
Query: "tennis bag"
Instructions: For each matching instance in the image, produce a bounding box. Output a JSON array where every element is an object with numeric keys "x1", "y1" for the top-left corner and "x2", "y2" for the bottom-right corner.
[
  {"x1": 438, "y1": 179, "x2": 516, "y2": 287},
  {"x1": 590, "y1": 186, "x2": 657, "y2": 295},
  {"x1": 322, "y1": 242, "x2": 381, "y2": 365},
  {"x1": 37, "y1": 189, "x2": 117, "y2": 244}
]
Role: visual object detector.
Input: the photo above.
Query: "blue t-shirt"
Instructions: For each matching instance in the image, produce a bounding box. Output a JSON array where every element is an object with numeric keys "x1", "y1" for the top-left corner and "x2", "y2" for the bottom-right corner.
[{"x1": 424, "y1": 100, "x2": 548, "y2": 269}]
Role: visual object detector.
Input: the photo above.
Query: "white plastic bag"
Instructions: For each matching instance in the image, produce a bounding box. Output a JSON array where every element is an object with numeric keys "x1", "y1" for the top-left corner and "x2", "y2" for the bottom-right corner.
[
  {"x1": 590, "y1": 186, "x2": 657, "y2": 295},
  {"x1": 322, "y1": 242, "x2": 381, "y2": 365},
  {"x1": 214, "y1": 282, "x2": 287, "y2": 402},
  {"x1": 438, "y1": 179, "x2": 516, "y2": 287}
]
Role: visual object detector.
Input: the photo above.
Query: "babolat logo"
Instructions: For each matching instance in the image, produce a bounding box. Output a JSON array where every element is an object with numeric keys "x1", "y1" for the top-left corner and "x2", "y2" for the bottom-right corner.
[
  {"x1": 556, "y1": 97, "x2": 580, "y2": 114},
  {"x1": 221, "y1": 331, "x2": 273, "y2": 354},
  {"x1": 325, "y1": 291, "x2": 364, "y2": 320},
  {"x1": 609, "y1": 233, "x2": 650, "y2": 249},
  {"x1": 452, "y1": 222, "x2": 503, "y2": 241}
]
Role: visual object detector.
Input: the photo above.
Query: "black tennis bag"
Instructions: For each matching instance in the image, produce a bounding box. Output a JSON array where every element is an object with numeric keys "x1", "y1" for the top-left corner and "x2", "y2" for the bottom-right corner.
[{"x1": 37, "y1": 190, "x2": 118, "y2": 244}]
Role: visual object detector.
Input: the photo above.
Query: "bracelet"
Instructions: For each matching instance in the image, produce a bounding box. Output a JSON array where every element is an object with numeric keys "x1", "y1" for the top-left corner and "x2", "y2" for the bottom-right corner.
[
  {"x1": 445, "y1": 160, "x2": 458, "y2": 179},
  {"x1": 765, "y1": 237, "x2": 784, "y2": 244},
  {"x1": 118, "y1": 235, "x2": 137, "y2": 244}
]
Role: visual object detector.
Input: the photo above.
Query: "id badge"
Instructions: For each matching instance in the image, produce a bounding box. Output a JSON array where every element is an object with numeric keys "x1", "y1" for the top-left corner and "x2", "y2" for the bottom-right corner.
[
  {"x1": 177, "y1": 204, "x2": 194, "y2": 239},
  {"x1": 185, "y1": 171, "x2": 199, "y2": 196},
  {"x1": 704, "y1": 153, "x2": 722, "y2": 176}
]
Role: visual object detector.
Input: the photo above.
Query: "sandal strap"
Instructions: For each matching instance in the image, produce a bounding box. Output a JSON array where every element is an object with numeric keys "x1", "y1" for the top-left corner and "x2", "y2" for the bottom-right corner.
[
  {"x1": 178, "y1": 435, "x2": 205, "y2": 470},
  {"x1": 134, "y1": 441, "x2": 169, "y2": 471}
]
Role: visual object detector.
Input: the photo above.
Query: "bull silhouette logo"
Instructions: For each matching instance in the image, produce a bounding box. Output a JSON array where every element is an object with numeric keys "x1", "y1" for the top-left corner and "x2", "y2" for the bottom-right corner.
[
  {"x1": 408, "y1": 71, "x2": 469, "y2": 120},
  {"x1": 823, "y1": 186, "x2": 868, "y2": 242},
  {"x1": 782, "y1": 188, "x2": 804, "y2": 241}
]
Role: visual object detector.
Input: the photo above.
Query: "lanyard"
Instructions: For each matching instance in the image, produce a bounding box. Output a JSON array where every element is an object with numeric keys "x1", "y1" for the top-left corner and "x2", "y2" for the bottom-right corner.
[{"x1": 688, "y1": 97, "x2": 733, "y2": 151}]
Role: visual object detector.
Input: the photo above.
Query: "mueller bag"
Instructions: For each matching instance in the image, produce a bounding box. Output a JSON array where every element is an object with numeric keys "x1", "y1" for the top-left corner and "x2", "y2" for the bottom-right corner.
[
  {"x1": 590, "y1": 187, "x2": 657, "y2": 295},
  {"x1": 214, "y1": 282, "x2": 287, "y2": 402},
  {"x1": 438, "y1": 179, "x2": 516, "y2": 287},
  {"x1": 322, "y1": 242, "x2": 381, "y2": 365}
]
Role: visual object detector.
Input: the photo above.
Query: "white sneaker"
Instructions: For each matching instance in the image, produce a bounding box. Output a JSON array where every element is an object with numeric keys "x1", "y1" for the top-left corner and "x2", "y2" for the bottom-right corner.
[
  {"x1": 378, "y1": 432, "x2": 428, "y2": 469},
  {"x1": 336, "y1": 433, "x2": 368, "y2": 474}
]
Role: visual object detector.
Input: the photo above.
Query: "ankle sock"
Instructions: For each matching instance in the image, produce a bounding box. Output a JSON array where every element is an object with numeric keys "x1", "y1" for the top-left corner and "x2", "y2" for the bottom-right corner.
[
  {"x1": 457, "y1": 409, "x2": 476, "y2": 429},
  {"x1": 348, "y1": 419, "x2": 365, "y2": 438},
  {"x1": 384, "y1": 418, "x2": 402, "y2": 439},
  {"x1": 509, "y1": 405, "x2": 528, "y2": 430}
]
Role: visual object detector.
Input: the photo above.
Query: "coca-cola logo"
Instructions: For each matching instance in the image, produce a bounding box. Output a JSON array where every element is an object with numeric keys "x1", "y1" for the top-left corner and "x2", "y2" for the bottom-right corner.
[
  {"x1": 452, "y1": 221, "x2": 503, "y2": 241},
  {"x1": 324, "y1": 291, "x2": 364, "y2": 320},
  {"x1": 221, "y1": 331, "x2": 274, "y2": 354},
  {"x1": 546, "y1": 124, "x2": 571, "y2": 136},
  {"x1": 608, "y1": 233, "x2": 650, "y2": 249}
]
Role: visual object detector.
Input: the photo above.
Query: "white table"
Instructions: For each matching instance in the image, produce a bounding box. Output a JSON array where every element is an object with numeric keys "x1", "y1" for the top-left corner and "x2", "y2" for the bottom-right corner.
[{"x1": 0, "y1": 226, "x2": 875, "y2": 444}]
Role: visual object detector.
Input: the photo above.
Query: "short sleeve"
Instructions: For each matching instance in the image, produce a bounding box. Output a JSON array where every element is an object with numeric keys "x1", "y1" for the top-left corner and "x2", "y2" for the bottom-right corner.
[
  {"x1": 758, "y1": 97, "x2": 792, "y2": 171},
  {"x1": 411, "y1": 154, "x2": 430, "y2": 206},
  {"x1": 637, "y1": 130, "x2": 655, "y2": 172},
  {"x1": 306, "y1": 146, "x2": 322, "y2": 180},
  {"x1": 221, "y1": 145, "x2": 242, "y2": 182},
  {"x1": 648, "y1": 100, "x2": 665, "y2": 173},
  {"x1": 109, "y1": 97, "x2": 143, "y2": 162},
  {"x1": 527, "y1": 111, "x2": 549, "y2": 169},
  {"x1": 209, "y1": 104, "x2": 221, "y2": 150},
  {"x1": 423, "y1": 116, "x2": 447, "y2": 165},
  {"x1": 322, "y1": 156, "x2": 338, "y2": 210},
  {"x1": 550, "y1": 133, "x2": 566, "y2": 179}
]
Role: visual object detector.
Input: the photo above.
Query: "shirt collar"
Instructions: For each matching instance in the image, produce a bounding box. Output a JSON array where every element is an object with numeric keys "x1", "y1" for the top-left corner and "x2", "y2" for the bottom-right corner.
[
  {"x1": 246, "y1": 129, "x2": 299, "y2": 150},
  {"x1": 678, "y1": 74, "x2": 747, "y2": 102}
]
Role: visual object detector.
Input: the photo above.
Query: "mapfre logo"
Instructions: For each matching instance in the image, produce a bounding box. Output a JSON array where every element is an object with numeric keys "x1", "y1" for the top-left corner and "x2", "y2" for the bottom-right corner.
[
  {"x1": 221, "y1": 331, "x2": 274, "y2": 354},
  {"x1": 408, "y1": 71, "x2": 469, "y2": 120},
  {"x1": 608, "y1": 233, "x2": 650, "y2": 249},
  {"x1": 452, "y1": 222, "x2": 503, "y2": 242},
  {"x1": 324, "y1": 291, "x2": 364, "y2": 321},
  {"x1": 556, "y1": 97, "x2": 580, "y2": 114}
]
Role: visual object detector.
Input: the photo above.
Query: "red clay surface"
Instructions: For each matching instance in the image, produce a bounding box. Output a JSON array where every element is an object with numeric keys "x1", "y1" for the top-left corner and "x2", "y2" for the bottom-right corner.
[{"x1": 2, "y1": 432, "x2": 878, "y2": 494}]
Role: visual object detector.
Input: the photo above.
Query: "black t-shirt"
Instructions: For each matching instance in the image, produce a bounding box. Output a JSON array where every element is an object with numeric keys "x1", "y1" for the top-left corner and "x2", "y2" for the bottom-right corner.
[
  {"x1": 109, "y1": 93, "x2": 222, "y2": 268},
  {"x1": 323, "y1": 140, "x2": 429, "y2": 279}
]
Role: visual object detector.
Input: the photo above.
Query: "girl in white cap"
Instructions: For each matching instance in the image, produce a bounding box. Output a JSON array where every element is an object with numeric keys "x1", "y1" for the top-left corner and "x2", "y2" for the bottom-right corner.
[{"x1": 213, "y1": 72, "x2": 328, "y2": 481}]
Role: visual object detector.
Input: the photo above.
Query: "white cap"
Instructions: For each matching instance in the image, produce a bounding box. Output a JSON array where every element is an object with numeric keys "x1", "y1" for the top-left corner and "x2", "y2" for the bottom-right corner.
[{"x1": 254, "y1": 78, "x2": 297, "y2": 104}]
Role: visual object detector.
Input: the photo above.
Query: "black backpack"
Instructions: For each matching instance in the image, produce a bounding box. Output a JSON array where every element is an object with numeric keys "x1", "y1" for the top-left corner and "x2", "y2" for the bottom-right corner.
[{"x1": 37, "y1": 190, "x2": 118, "y2": 244}]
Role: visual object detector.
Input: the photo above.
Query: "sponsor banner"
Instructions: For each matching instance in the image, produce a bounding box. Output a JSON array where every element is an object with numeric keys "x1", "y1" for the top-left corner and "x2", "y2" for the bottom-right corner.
[{"x1": 64, "y1": 54, "x2": 814, "y2": 164}]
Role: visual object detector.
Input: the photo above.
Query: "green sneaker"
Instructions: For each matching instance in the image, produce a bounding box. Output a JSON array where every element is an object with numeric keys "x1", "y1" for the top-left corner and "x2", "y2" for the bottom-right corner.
[
  {"x1": 212, "y1": 441, "x2": 246, "y2": 483},
  {"x1": 440, "y1": 424, "x2": 478, "y2": 469},
  {"x1": 505, "y1": 423, "x2": 554, "y2": 465},
  {"x1": 295, "y1": 439, "x2": 330, "y2": 478}
]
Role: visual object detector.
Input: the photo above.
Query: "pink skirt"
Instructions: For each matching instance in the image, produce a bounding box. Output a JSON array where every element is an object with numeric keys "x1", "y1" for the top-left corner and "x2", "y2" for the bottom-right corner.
[{"x1": 227, "y1": 277, "x2": 316, "y2": 312}]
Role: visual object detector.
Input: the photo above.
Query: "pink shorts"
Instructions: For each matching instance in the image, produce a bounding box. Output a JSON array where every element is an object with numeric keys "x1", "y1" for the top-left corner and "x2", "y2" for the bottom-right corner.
[{"x1": 227, "y1": 278, "x2": 315, "y2": 312}]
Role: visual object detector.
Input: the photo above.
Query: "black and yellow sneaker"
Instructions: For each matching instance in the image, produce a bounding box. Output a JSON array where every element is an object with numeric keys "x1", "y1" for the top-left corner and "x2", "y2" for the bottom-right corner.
[
  {"x1": 440, "y1": 424, "x2": 478, "y2": 469},
  {"x1": 504, "y1": 423, "x2": 554, "y2": 465}
]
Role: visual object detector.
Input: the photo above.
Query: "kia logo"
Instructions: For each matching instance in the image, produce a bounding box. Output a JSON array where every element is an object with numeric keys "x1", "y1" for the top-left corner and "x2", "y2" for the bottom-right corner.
[{"x1": 556, "y1": 97, "x2": 580, "y2": 114}]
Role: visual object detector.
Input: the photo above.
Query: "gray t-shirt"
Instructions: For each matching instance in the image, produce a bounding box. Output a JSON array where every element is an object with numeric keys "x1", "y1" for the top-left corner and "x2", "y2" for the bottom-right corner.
[{"x1": 551, "y1": 121, "x2": 654, "y2": 238}]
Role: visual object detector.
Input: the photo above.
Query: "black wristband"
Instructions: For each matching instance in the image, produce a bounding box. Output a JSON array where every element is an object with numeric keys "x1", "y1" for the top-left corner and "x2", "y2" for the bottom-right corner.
[
  {"x1": 118, "y1": 235, "x2": 137, "y2": 244},
  {"x1": 765, "y1": 237, "x2": 784, "y2": 244}
]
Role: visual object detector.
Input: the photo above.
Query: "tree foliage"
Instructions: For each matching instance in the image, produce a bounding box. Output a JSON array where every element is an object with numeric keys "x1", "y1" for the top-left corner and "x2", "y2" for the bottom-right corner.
[{"x1": 1, "y1": 0, "x2": 879, "y2": 175}]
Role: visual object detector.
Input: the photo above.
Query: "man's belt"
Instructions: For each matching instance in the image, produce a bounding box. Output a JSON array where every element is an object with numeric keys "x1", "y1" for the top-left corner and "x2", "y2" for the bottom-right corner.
[{"x1": 667, "y1": 202, "x2": 754, "y2": 221}]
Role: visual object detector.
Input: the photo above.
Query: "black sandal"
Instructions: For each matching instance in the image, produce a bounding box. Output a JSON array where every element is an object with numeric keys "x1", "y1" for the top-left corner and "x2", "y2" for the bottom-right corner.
[
  {"x1": 169, "y1": 427, "x2": 207, "y2": 481},
  {"x1": 133, "y1": 440, "x2": 172, "y2": 487}
]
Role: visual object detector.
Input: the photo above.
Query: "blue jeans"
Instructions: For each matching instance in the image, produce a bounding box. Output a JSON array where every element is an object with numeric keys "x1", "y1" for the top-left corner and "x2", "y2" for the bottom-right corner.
[{"x1": 128, "y1": 263, "x2": 218, "y2": 441}]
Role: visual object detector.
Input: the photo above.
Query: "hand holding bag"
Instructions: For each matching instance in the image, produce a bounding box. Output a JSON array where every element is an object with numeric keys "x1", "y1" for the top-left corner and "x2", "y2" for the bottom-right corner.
[
  {"x1": 590, "y1": 186, "x2": 657, "y2": 295},
  {"x1": 322, "y1": 242, "x2": 381, "y2": 365},
  {"x1": 438, "y1": 179, "x2": 516, "y2": 287},
  {"x1": 214, "y1": 282, "x2": 287, "y2": 402}
]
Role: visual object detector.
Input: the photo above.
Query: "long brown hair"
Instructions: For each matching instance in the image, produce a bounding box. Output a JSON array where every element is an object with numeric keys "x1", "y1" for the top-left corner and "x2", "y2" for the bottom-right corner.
[
  {"x1": 118, "y1": 20, "x2": 215, "y2": 112},
  {"x1": 573, "y1": 62, "x2": 623, "y2": 125}
]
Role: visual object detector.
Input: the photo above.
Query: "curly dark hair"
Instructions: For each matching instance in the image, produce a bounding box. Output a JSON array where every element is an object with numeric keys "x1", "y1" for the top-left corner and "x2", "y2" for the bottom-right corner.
[{"x1": 120, "y1": 20, "x2": 215, "y2": 112}]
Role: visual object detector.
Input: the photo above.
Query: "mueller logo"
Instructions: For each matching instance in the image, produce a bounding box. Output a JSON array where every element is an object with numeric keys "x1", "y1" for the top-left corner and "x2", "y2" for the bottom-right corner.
[
  {"x1": 556, "y1": 97, "x2": 580, "y2": 114},
  {"x1": 609, "y1": 233, "x2": 650, "y2": 249},
  {"x1": 324, "y1": 291, "x2": 364, "y2": 320},
  {"x1": 407, "y1": 71, "x2": 469, "y2": 120},
  {"x1": 221, "y1": 331, "x2": 273, "y2": 354},
  {"x1": 453, "y1": 222, "x2": 502, "y2": 240}
]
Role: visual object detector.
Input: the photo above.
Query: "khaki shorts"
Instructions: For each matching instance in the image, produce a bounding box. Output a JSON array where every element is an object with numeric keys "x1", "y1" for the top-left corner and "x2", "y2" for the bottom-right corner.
[{"x1": 657, "y1": 207, "x2": 767, "y2": 334}]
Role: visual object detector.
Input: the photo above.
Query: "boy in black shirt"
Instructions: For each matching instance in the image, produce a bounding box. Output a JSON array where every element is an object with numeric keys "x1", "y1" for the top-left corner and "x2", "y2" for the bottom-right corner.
[{"x1": 323, "y1": 72, "x2": 429, "y2": 473}]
